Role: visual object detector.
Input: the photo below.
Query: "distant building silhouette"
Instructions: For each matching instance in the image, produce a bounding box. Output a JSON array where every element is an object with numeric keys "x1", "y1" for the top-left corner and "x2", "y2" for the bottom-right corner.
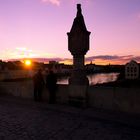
[
  {"x1": 44, "y1": 61, "x2": 72, "y2": 74},
  {"x1": 125, "y1": 60, "x2": 139, "y2": 80}
]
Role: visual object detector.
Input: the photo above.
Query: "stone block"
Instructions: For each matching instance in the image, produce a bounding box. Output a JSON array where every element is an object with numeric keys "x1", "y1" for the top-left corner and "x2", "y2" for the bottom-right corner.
[{"x1": 68, "y1": 85, "x2": 88, "y2": 107}]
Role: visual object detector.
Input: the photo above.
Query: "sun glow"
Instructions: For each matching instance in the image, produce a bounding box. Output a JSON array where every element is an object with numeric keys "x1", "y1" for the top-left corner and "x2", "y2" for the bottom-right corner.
[{"x1": 24, "y1": 60, "x2": 32, "y2": 66}]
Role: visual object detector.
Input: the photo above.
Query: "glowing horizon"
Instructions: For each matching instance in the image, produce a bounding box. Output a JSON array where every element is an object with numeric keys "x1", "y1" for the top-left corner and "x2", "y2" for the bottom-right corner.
[{"x1": 0, "y1": 0, "x2": 140, "y2": 65}]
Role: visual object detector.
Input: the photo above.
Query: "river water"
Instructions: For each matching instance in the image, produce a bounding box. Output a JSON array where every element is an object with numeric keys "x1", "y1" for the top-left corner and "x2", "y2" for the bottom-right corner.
[{"x1": 57, "y1": 73, "x2": 119, "y2": 85}]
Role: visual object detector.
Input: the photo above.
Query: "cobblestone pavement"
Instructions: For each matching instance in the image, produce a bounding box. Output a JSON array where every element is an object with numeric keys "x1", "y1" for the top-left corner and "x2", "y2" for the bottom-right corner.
[{"x1": 0, "y1": 96, "x2": 140, "y2": 140}]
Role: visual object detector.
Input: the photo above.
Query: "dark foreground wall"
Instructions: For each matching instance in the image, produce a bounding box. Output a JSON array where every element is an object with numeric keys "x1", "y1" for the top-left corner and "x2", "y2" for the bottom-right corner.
[{"x1": 0, "y1": 80, "x2": 140, "y2": 114}]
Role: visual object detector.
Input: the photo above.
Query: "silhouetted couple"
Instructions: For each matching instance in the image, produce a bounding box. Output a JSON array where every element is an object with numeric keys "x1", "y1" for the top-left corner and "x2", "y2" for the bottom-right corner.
[{"x1": 33, "y1": 69, "x2": 57, "y2": 103}]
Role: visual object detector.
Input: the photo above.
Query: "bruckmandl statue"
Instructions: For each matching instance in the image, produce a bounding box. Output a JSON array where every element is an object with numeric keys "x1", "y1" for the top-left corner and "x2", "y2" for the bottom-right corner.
[
  {"x1": 67, "y1": 4, "x2": 91, "y2": 107},
  {"x1": 67, "y1": 4, "x2": 91, "y2": 85}
]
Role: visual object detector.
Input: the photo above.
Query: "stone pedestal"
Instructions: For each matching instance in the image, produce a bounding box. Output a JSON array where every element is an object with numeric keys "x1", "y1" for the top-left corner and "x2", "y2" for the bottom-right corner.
[{"x1": 69, "y1": 55, "x2": 89, "y2": 85}]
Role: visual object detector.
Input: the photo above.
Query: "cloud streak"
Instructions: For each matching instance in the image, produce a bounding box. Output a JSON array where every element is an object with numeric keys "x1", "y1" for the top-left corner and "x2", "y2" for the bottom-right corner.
[
  {"x1": 41, "y1": 0, "x2": 60, "y2": 6},
  {"x1": 86, "y1": 55, "x2": 140, "y2": 65},
  {"x1": 6, "y1": 54, "x2": 140, "y2": 65}
]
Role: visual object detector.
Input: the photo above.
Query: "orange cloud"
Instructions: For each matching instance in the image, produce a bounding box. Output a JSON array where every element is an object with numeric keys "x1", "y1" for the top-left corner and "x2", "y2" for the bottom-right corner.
[{"x1": 59, "y1": 59, "x2": 72, "y2": 65}]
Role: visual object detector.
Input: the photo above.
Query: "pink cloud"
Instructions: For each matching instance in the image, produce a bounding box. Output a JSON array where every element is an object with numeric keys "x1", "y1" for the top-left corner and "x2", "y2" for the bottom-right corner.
[
  {"x1": 41, "y1": 0, "x2": 60, "y2": 6},
  {"x1": 86, "y1": 55, "x2": 140, "y2": 65}
]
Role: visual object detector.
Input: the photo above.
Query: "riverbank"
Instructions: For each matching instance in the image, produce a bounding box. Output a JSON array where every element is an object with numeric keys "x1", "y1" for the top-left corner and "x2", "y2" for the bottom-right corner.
[{"x1": 96, "y1": 79, "x2": 140, "y2": 88}]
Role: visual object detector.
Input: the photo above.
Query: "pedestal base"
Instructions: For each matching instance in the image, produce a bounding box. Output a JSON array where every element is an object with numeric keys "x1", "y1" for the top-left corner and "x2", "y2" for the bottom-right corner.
[{"x1": 68, "y1": 85, "x2": 88, "y2": 108}]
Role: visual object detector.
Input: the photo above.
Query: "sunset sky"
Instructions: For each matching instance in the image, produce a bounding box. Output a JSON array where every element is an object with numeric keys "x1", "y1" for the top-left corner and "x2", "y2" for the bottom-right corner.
[{"x1": 0, "y1": 0, "x2": 140, "y2": 65}]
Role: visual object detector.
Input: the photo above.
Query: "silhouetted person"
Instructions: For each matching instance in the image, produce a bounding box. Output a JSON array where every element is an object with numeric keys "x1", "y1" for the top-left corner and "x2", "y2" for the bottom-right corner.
[
  {"x1": 33, "y1": 69, "x2": 44, "y2": 101},
  {"x1": 46, "y1": 70, "x2": 57, "y2": 104}
]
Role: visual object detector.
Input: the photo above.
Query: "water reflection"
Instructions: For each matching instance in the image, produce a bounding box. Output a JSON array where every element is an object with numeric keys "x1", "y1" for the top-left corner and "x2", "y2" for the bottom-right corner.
[{"x1": 57, "y1": 73, "x2": 119, "y2": 85}]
